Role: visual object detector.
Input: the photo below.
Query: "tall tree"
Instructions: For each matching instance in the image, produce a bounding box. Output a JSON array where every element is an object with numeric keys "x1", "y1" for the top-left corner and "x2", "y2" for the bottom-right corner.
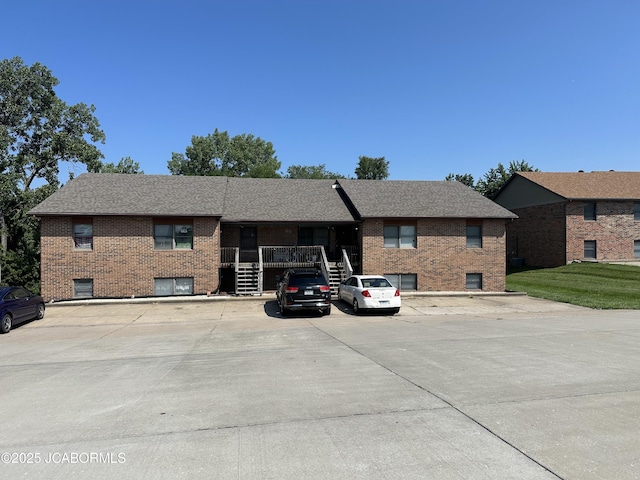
[
  {"x1": 355, "y1": 155, "x2": 389, "y2": 180},
  {"x1": 99, "y1": 157, "x2": 143, "y2": 174},
  {"x1": 444, "y1": 173, "x2": 475, "y2": 187},
  {"x1": 167, "y1": 129, "x2": 281, "y2": 178},
  {"x1": 285, "y1": 164, "x2": 346, "y2": 179},
  {"x1": 0, "y1": 57, "x2": 105, "y2": 290},
  {"x1": 475, "y1": 160, "x2": 538, "y2": 198}
]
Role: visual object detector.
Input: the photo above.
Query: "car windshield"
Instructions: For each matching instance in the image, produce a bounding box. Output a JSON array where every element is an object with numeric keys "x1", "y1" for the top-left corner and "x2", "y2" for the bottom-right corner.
[{"x1": 361, "y1": 278, "x2": 392, "y2": 288}]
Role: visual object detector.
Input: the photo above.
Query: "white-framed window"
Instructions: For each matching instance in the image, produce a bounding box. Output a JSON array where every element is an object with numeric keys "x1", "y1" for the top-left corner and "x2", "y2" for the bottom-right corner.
[
  {"x1": 634, "y1": 203, "x2": 640, "y2": 221},
  {"x1": 384, "y1": 273, "x2": 417, "y2": 291},
  {"x1": 154, "y1": 278, "x2": 194, "y2": 296},
  {"x1": 466, "y1": 223, "x2": 482, "y2": 248},
  {"x1": 73, "y1": 279, "x2": 93, "y2": 298},
  {"x1": 584, "y1": 202, "x2": 596, "y2": 221},
  {"x1": 73, "y1": 222, "x2": 93, "y2": 250},
  {"x1": 634, "y1": 240, "x2": 640, "y2": 258},
  {"x1": 154, "y1": 224, "x2": 193, "y2": 250},
  {"x1": 584, "y1": 240, "x2": 597, "y2": 259},
  {"x1": 383, "y1": 225, "x2": 416, "y2": 248},
  {"x1": 466, "y1": 273, "x2": 482, "y2": 290}
]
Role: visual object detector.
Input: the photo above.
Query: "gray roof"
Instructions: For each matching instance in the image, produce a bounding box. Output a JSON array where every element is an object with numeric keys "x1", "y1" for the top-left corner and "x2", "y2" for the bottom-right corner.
[
  {"x1": 29, "y1": 174, "x2": 228, "y2": 216},
  {"x1": 337, "y1": 179, "x2": 517, "y2": 218},
  {"x1": 29, "y1": 174, "x2": 516, "y2": 221},
  {"x1": 221, "y1": 177, "x2": 354, "y2": 222}
]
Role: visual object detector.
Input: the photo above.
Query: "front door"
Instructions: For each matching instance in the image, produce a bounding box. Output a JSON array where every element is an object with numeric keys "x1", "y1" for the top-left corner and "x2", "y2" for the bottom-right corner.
[{"x1": 240, "y1": 227, "x2": 258, "y2": 262}]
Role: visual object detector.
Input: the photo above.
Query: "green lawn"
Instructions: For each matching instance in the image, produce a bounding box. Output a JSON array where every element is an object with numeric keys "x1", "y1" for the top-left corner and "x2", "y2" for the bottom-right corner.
[{"x1": 506, "y1": 262, "x2": 640, "y2": 309}]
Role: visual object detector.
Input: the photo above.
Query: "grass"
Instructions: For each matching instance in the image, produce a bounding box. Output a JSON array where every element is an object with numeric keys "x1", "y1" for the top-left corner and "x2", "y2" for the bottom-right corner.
[{"x1": 506, "y1": 262, "x2": 640, "y2": 309}]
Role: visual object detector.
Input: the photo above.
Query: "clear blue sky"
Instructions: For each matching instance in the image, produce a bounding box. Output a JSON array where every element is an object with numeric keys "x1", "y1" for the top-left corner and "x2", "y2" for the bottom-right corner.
[{"x1": 2, "y1": 0, "x2": 639, "y2": 181}]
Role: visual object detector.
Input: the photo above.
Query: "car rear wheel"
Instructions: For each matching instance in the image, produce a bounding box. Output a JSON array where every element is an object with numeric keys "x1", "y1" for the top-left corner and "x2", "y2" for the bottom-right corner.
[
  {"x1": 322, "y1": 307, "x2": 331, "y2": 316},
  {"x1": 279, "y1": 301, "x2": 288, "y2": 316},
  {"x1": 37, "y1": 303, "x2": 45, "y2": 319},
  {"x1": 1, "y1": 313, "x2": 11, "y2": 334},
  {"x1": 352, "y1": 299, "x2": 360, "y2": 314}
]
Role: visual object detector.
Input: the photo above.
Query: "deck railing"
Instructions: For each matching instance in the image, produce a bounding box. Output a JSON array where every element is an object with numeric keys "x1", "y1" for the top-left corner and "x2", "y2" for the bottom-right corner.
[
  {"x1": 220, "y1": 247, "x2": 238, "y2": 266},
  {"x1": 260, "y1": 246, "x2": 323, "y2": 268}
]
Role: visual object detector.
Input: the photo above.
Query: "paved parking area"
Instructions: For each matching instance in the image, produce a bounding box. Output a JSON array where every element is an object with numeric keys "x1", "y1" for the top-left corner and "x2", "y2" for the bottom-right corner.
[{"x1": 1, "y1": 295, "x2": 639, "y2": 479}]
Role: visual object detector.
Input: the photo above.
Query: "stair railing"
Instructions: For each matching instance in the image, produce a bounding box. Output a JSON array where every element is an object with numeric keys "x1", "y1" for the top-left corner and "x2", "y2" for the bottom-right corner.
[
  {"x1": 258, "y1": 247, "x2": 264, "y2": 295},
  {"x1": 319, "y1": 246, "x2": 331, "y2": 288},
  {"x1": 341, "y1": 248, "x2": 353, "y2": 278},
  {"x1": 234, "y1": 247, "x2": 240, "y2": 294}
]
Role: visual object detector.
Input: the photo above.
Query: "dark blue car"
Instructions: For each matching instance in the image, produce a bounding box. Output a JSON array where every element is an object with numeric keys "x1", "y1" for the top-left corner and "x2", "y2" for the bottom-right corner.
[{"x1": 0, "y1": 286, "x2": 45, "y2": 334}]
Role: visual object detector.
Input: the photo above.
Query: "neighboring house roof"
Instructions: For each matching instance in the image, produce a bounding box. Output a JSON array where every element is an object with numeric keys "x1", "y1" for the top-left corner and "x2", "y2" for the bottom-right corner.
[
  {"x1": 221, "y1": 177, "x2": 355, "y2": 223},
  {"x1": 28, "y1": 173, "x2": 228, "y2": 216},
  {"x1": 29, "y1": 173, "x2": 516, "y2": 221},
  {"x1": 337, "y1": 179, "x2": 517, "y2": 218},
  {"x1": 516, "y1": 171, "x2": 640, "y2": 200}
]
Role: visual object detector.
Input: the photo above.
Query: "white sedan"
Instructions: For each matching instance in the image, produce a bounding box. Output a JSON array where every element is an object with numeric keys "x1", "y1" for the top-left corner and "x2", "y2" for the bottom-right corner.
[{"x1": 337, "y1": 275, "x2": 401, "y2": 314}]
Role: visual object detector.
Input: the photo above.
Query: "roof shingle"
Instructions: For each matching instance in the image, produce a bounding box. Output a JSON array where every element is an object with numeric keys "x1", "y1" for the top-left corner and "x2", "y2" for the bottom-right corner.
[
  {"x1": 517, "y1": 171, "x2": 640, "y2": 199},
  {"x1": 29, "y1": 173, "x2": 516, "y2": 220}
]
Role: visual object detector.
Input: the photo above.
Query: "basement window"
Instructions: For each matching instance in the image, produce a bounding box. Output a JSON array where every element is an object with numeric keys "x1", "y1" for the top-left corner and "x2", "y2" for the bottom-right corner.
[
  {"x1": 466, "y1": 273, "x2": 482, "y2": 290},
  {"x1": 584, "y1": 240, "x2": 597, "y2": 259},
  {"x1": 154, "y1": 278, "x2": 194, "y2": 296},
  {"x1": 73, "y1": 279, "x2": 93, "y2": 298},
  {"x1": 384, "y1": 273, "x2": 417, "y2": 291}
]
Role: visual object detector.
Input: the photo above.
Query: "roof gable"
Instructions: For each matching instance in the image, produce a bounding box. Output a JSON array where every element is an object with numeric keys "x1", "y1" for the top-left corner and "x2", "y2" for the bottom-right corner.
[{"x1": 516, "y1": 171, "x2": 640, "y2": 200}]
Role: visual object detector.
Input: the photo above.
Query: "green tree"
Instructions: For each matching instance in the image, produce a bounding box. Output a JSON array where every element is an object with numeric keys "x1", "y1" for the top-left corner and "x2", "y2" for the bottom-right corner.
[
  {"x1": 355, "y1": 156, "x2": 389, "y2": 180},
  {"x1": 0, "y1": 57, "x2": 105, "y2": 290},
  {"x1": 168, "y1": 129, "x2": 281, "y2": 178},
  {"x1": 285, "y1": 164, "x2": 346, "y2": 179},
  {"x1": 99, "y1": 157, "x2": 143, "y2": 174},
  {"x1": 475, "y1": 160, "x2": 538, "y2": 198},
  {"x1": 444, "y1": 173, "x2": 475, "y2": 187}
]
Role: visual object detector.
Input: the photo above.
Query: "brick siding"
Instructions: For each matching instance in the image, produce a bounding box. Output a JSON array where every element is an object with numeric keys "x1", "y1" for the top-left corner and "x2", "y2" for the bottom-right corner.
[
  {"x1": 40, "y1": 216, "x2": 220, "y2": 302},
  {"x1": 566, "y1": 201, "x2": 640, "y2": 262},
  {"x1": 507, "y1": 203, "x2": 567, "y2": 267},
  {"x1": 507, "y1": 201, "x2": 640, "y2": 267},
  {"x1": 361, "y1": 218, "x2": 508, "y2": 292}
]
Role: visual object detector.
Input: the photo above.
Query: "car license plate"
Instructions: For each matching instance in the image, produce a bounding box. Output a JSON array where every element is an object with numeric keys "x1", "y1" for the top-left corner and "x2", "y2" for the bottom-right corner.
[
  {"x1": 304, "y1": 289, "x2": 313, "y2": 295},
  {"x1": 379, "y1": 300, "x2": 389, "y2": 305}
]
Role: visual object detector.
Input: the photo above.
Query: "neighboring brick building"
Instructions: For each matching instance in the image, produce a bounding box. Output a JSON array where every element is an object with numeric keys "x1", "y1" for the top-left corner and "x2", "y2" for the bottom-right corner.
[
  {"x1": 493, "y1": 171, "x2": 640, "y2": 267},
  {"x1": 30, "y1": 174, "x2": 516, "y2": 301}
]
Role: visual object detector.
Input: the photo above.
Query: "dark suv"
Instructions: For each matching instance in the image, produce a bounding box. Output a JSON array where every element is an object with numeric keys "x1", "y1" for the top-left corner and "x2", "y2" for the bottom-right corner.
[{"x1": 276, "y1": 268, "x2": 332, "y2": 316}]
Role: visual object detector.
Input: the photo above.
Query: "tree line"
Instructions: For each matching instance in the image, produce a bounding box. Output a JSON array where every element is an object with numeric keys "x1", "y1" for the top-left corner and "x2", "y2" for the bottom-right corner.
[{"x1": 1, "y1": 57, "x2": 536, "y2": 291}]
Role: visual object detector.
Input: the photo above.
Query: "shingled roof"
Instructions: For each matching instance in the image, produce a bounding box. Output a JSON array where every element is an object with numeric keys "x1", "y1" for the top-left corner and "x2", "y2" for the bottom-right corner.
[
  {"x1": 29, "y1": 174, "x2": 228, "y2": 216},
  {"x1": 221, "y1": 177, "x2": 355, "y2": 222},
  {"x1": 516, "y1": 171, "x2": 640, "y2": 200},
  {"x1": 337, "y1": 179, "x2": 516, "y2": 218},
  {"x1": 29, "y1": 173, "x2": 516, "y2": 220}
]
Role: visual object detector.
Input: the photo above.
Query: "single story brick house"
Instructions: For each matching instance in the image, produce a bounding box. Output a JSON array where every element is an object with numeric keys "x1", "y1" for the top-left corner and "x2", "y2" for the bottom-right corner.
[
  {"x1": 493, "y1": 171, "x2": 640, "y2": 267},
  {"x1": 29, "y1": 173, "x2": 516, "y2": 301}
]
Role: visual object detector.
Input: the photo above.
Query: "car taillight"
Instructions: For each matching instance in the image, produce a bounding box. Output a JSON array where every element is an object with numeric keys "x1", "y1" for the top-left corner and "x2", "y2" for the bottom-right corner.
[
  {"x1": 361, "y1": 290, "x2": 371, "y2": 297},
  {"x1": 319, "y1": 285, "x2": 331, "y2": 292},
  {"x1": 394, "y1": 289, "x2": 401, "y2": 297},
  {"x1": 285, "y1": 286, "x2": 298, "y2": 293}
]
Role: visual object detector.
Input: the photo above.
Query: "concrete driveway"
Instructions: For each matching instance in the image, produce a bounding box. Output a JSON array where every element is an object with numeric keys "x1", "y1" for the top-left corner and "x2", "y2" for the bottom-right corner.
[{"x1": 1, "y1": 295, "x2": 639, "y2": 479}]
